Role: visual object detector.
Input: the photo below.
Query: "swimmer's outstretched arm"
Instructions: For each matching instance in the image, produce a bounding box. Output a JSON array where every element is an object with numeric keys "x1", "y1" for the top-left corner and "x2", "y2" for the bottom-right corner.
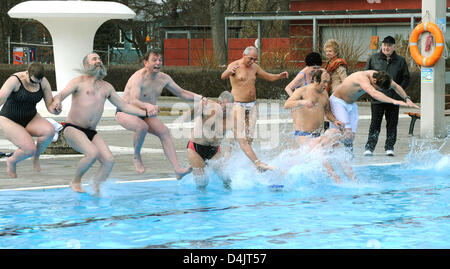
[
  {"x1": 165, "y1": 76, "x2": 202, "y2": 101},
  {"x1": 390, "y1": 80, "x2": 419, "y2": 109},
  {"x1": 38, "y1": 77, "x2": 59, "y2": 114},
  {"x1": 52, "y1": 77, "x2": 81, "y2": 110},
  {"x1": 108, "y1": 87, "x2": 156, "y2": 118},
  {"x1": 256, "y1": 65, "x2": 288, "y2": 82},
  {"x1": 361, "y1": 81, "x2": 409, "y2": 107}
]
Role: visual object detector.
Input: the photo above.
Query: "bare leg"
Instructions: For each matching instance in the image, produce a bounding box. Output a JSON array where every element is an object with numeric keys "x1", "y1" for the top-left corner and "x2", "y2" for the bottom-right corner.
[
  {"x1": 26, "y1": 115, "x2": 55, "y2": 172},
  {"x1": 246, "y1": 104, "x2": 258, "y2": 144},
  {"x1": 323, "y1": 159, "x2": 343, "y2": 184},
  {"x1": 0, "y1": 116, "x2": 36, "y2": 178},
  {"x1": 147, "y1": 117, "x2": 191, "y2": 179},
  {"x1": 187, "y1": 148, "x2": 208, "y2": 187},
  {"x1": 233, "y1": 105, "x2": 275, "y2": 172},
  {"x1": 115, "y1": 112, "x2": 148, "y2": 173},
  {"x1": 90, "y1": 135, "x2": 115, "y2": 196},
  {"x1": 63, "y1": 127, "x2": 100, "y2": 193}
]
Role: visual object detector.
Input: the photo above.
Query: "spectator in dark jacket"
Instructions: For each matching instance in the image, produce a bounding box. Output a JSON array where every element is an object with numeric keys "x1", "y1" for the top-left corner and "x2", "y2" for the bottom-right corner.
[{"x1": 364, "y1": 36, "x2": 411, "y2": 157}]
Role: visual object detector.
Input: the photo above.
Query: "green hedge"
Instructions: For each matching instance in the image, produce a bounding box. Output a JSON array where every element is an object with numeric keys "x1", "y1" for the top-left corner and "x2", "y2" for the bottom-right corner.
[{"x1": 0, "y1": 64, "x2": 430, "y2": 102}]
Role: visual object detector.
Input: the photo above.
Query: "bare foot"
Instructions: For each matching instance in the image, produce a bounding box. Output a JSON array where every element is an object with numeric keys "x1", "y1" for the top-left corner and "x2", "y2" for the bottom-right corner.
[
  {"x1": 175, "y1": 167, "x2": 193, "y2": 180},
  {"x1": 33, "y1": 157, "x2": 41, "y2": 172},
  {"x1": 133, "y1": 157, "x2": 145, "y2": 174},
  {"x1": 6, "y1": 158, "x2": 17, "y2": 178},
  {"x1": 70, "y1": 181, "x2": 86, "y2": 193}
]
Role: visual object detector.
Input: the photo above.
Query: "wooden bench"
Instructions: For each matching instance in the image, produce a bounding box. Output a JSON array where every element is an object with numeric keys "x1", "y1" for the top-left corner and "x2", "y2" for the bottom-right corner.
[{"x1": 404, "y1": 94, "x2": 450, "y2": 135}]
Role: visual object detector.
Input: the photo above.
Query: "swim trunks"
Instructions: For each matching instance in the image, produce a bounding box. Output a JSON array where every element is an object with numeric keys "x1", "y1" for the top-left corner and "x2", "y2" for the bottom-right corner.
[
  {"x1": 0, "y1": 75, "x2": 43, "y2": 127},
  {"x1": 187, "y1": 140, "x2": 220, "y2": 161},
  {"x1": 234, "y1": 101, "x2": 256, "y2": 115},
  {"x1": 329, "y1": 94, "x2": 358, "y2": 133},
  {"x1": 63, "y1": 122, "x2": 98, "y2": 141},
  {"x1": 293, "y1": 130, "x2": 321, "y2": 137}
]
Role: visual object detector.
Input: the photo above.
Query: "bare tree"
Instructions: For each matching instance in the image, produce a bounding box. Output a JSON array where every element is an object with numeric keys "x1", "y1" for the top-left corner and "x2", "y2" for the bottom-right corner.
[
  {"x1": 210, "y1": 0, "x2": 226, "y2": 65},
  {"x1": 0, "y1": 0, "x2": 25, "y2": 63}
]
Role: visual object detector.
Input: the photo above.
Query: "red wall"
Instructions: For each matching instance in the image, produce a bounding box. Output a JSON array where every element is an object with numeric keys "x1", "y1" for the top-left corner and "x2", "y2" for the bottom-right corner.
[{"x1": 164, "y1": 38, "x2": 292, "y2": 66}]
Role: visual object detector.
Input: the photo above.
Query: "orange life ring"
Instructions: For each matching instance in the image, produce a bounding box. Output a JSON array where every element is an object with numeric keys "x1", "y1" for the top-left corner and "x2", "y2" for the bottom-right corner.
[{"x1": 409, "y1": 22, "x2": 444, "y2": 67}]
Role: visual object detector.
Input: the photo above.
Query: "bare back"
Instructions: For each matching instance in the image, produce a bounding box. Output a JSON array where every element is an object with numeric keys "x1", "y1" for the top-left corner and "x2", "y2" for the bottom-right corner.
[
  {"x1": 333, "y1": 70, "x2": 377, "y2": 103},
  {"x1": 292, "y1": 85, "x2": 330, "y2": 133},
  {"x1": 122, "y1": 68, "x2": 171, "y2": 105},
  {"x1": 229, "y1": 60, "x2": 258, "y2": 102},
  {"x1": 66, "y1": 76, "x2": 113, "y2": 129},
  {"x1": 191, "y1": 102, "x2": 231, "y2": 146}
]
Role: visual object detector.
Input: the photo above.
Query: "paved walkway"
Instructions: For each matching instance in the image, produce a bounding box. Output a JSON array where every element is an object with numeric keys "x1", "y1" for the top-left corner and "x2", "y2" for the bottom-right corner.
[{"x1": 0, "y1": 97, "x2": 448, "y2": 191}]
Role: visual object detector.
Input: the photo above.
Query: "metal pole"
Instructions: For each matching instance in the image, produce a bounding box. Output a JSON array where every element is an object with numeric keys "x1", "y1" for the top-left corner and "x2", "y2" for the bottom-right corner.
[
  {"x1": 257, "y1": 20, "x2": 262, "y2": 61},
  {"x1": 187, "y1": 31, "x2": 191, "y2": 66},
  {"x1": 224, "y1": 18, "x2": 228, "y2": 63},
  {"x1": 8, "y1": 36, "x2": 11, "y2": 64},
  {"x1": 420, "y1": 0, "x2": 446, "y2": 138},
  {"x1": 313, "y1": 17, "x2": 317, "y2": 51},
  {"x1": 107, "y1": 45, "x2": 110, "y2": 65}
]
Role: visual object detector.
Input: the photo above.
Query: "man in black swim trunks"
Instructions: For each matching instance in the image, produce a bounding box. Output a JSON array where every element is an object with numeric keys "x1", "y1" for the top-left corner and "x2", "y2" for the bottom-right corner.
[
  {"x1": 52, "y1": 52, "x2": 158, "y2": 195},
  {"x1": 184, "y1": 91, "x2": 234, "y2": 188}
]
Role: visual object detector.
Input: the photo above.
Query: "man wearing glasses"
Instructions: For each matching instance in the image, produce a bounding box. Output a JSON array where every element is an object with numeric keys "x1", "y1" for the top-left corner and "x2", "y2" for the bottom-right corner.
[{"x1": 221, "y1": 46, "x2": 288, "y2": 172}]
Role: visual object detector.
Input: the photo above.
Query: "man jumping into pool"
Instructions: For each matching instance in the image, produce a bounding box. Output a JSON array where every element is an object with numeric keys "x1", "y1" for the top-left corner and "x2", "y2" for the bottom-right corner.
[
  {"x1": 329, "y1": 70, "x2": 418, "y2": 155},
  {"x1": 284, "y1": 69, "x2": 355, "y2": 183},
  {"x1": 184, "y1": 91, "x2": 234, "y2": 188},
  {"x1": 116, "y1": 49, "x2": 200, "y2": 178},
  {"x1": 52, "y1": 52, "x2": 157, "y2": 195},
  {"x1": 221, "y1": 46, "x2": 288, "y2": 172}
]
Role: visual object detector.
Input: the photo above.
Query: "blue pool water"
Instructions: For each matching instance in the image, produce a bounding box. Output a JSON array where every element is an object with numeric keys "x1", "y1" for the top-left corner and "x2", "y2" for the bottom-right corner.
[{"x1": 0, "y1": 153, "x2": 449, "y2": 249}]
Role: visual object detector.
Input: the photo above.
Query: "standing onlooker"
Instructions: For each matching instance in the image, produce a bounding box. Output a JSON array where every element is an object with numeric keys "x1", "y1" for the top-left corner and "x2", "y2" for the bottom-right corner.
[
  {"x1": 324, "y1": 39, "x2": 347, "y2": 95},
  {"x1": 363, "y1": 36, "x2": 410, "y2": 157},
  {"x1": 323, "y1": 39, "x2": 347, "y2": 130}
]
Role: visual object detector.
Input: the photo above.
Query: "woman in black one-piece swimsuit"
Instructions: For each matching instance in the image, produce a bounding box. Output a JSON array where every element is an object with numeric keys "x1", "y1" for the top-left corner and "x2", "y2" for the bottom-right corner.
[{"x1": 0, "y1": 62, "x2": 59, "y2": 178}]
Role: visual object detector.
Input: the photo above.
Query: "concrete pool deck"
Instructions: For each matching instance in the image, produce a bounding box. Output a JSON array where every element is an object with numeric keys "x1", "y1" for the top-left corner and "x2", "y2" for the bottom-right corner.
[{"x1": 0, "y1": 97, "x2": 449, "y2": 191}]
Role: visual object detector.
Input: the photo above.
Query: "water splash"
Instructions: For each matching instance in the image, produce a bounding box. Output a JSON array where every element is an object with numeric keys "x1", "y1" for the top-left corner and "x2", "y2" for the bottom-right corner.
[{"x1": 402, "y1": 135, "x2": 450, "y2": 175}]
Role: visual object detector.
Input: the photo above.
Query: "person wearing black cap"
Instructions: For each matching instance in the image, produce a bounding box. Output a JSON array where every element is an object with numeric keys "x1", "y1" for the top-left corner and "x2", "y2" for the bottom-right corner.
[{"x1": 363, "y1": 35, "x2": 411, "y2": 157}]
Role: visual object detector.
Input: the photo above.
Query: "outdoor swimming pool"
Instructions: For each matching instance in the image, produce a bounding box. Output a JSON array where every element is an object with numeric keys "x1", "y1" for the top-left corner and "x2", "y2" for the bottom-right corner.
[{"x1": 0, "y1": 148, "x2": 448, "y2": 249}]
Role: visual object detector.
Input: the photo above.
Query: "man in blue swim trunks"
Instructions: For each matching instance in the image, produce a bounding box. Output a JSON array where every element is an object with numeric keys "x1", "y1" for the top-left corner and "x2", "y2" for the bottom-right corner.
[
  {"x1": 284, "y1": 69, "x2": 344, "y2": 146},
  {"x1": 285, "y1": 69, "x2": 358, "y2": 184}
]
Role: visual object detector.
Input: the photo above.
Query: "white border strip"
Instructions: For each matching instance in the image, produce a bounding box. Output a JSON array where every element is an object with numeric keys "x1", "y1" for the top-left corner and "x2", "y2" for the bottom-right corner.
[{"x1": 0, "y1": 177, "x2": 178, "y2": 192}]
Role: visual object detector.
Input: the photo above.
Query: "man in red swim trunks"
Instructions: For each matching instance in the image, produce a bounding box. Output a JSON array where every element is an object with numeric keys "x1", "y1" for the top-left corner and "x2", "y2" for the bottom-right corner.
[{"x1": 184, "y1": 91, "x2": 234, "y2": 188}]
